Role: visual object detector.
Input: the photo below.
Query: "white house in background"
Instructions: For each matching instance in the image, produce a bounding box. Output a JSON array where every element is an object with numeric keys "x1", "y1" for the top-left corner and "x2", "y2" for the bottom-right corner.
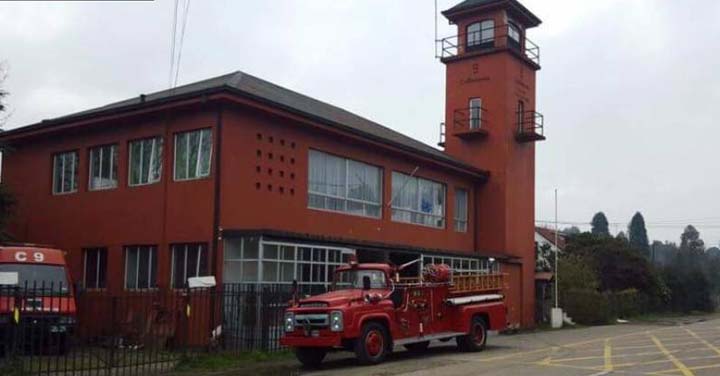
[{"x1": 535, "y1": 227, "x2": 567, "y2": 253}]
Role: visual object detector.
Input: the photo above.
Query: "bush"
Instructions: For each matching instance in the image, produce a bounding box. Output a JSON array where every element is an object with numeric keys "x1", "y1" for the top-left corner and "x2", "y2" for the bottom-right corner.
[
  {"x1": 607, "y1": 289, "x2": 645, "y2": 318},
  {"x1": 561, "y1": 289, "x2": 611, "y2": 325}
]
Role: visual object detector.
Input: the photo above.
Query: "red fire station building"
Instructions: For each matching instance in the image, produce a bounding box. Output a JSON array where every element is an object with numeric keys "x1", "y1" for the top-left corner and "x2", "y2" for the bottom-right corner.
[{"x1": 0, "y1": 0, "x2": 544, "y2": 328}]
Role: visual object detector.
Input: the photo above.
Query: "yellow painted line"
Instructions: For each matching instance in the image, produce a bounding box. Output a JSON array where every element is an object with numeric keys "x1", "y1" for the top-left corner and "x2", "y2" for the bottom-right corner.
[
  {"x1": 551, "y1": 349, "x2": 679, "y2": 363},
  {"x1": 686, "y1": 328, "x2": 720, "y2": 355},
  {"x1": 614, "y1": 341, "x2": 702, "y2": 350},
  {"x1": 474, "y1": 326, "x2": 682, "y2": 362},
  {"x1": 604, "y1": 338, "x2": 613, "y2": 372},
  {"x1": 613, "y1": 354, "x2": 720, "y2": 369},
  {"x1": 650, "y1": 334, "x2": 695, "y2": 376}
]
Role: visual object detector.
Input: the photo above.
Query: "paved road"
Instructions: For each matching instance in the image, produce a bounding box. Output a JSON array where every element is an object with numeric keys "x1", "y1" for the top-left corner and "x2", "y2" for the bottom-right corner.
[{"x1": 288, "y1": 316, "x2": 720, "y2": 376}]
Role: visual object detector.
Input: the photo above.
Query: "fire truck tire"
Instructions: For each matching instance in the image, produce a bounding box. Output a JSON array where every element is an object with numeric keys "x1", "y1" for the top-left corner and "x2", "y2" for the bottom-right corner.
[
  {"x1": 294, "y1": 347, "x2": 327, "y2": 367},
  {"x1": 457, "y1": 316, "x2": 487, "y2": 352},
  {"x1": 355, "y1": 322, "x2": 389, "y2": 365},
  {"x1": 404, "y1": 341, "x2": 430, "y2": 353}
]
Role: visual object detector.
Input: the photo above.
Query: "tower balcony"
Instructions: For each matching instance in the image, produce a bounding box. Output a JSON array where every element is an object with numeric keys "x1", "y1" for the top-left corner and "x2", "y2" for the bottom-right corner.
[
  {"x1": 452, "y1": 107, "x2": 489, "y2": 141},
  {"x1": 438, "y1": 24, "x2": 540, "y2": 67},
  {"x1": 516, "y1": 111, "x2": 545, "y2": 142}
]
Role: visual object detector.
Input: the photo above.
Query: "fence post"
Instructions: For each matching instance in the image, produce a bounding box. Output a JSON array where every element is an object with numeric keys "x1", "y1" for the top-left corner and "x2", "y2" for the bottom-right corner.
[{"x1": 108, "y1": 296, "x2": 117, "y2": 372}]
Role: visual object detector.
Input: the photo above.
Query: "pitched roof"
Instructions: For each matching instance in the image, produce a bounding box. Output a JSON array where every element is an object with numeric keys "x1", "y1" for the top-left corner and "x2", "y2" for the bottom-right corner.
[
  {"x1": 0, "y1": 71, "x2": 487, "y2": 178},
  {"x1": 442, "y1": 0, "x2": 541, "y2": 27},
  {"x1": 535, "y1": 226, "x2": 567, "y2": 250}
]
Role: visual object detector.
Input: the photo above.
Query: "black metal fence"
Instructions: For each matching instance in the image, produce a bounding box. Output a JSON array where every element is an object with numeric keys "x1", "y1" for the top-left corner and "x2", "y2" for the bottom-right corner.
[{"x1": 0, "y1": 283, "x2": 300, "y2": 375}]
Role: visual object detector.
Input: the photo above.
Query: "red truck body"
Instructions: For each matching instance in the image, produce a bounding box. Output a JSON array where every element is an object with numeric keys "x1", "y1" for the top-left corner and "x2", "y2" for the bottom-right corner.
[
  {"x1": 280, "y1": 261, "x2": 507, "y2": 366},
  {"x1": 0, "y1": 245, "x2": 77, "y2": 353}
]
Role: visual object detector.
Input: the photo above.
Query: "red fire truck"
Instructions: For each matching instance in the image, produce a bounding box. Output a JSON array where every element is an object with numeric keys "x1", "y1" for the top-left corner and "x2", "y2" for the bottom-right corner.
[
  {"x1": 0, "y1": 245, "x2": 77, "y2": 354},
  {"x1": 280, "y1": 259, "x2": 507, "y2": 366}
]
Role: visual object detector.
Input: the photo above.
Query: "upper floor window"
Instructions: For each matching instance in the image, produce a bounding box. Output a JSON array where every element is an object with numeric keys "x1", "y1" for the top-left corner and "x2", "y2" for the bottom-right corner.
[
  {"x1": 517, "y1": 100, "x2": 525, "y2": 130},
  {"x1": 52, "y1": 151, "x2": 79, "y2": 194},
  {"x1": 508, "y1": 23, "x2": 522, "y2": 50},
  {"x1": 391, "y1": 172, "x2": 446, "y2": 228},
  {"x1": 129, "y1": 136, "x2": 163, "y2": 186},
  {"x1": 124, "y1": 245, "x2": 157, "y2": 290},
  {"x1": 467, "y1": 20, "x2": 495, "y2": 49},
  {"x1": 88, "y1": 144, "x2": 118, "y2": 191},
  {"x1": 174, "y1": 128, "x2": 212, "y2": 181},
  {"x1": 308, "y1": 150, "x2": 382, "y2": 218},
  {"x1": 83, "y1": 248, "x2": 107, "y2": 289},
  {"x1": 170, "y1": 243, "x2": 207, "y2": 288},
  {"x1": 454, "y1": 188, "x2": 468, "y2": 232},
  {"x1": 469, "y1": 98, "x2": 482, "y2": 129}
]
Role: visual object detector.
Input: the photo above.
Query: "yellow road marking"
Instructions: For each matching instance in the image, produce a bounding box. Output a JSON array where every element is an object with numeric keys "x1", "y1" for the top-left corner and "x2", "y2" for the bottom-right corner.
[
  {"x1": 686, "y1": 328, "x2": 720, "y2": 355},
  {"x1": 613, "y1": 354, "x2": 720, "y2": 369},
  {"x1": 550, "y1": 349, "x2": 680, "y2": 363},
  {"x1": 604, "y1": 338, "x2": 614, "y2": 372},
  {"x1": 650, "y1": 334, "x2": 695, "y2": 376},
  {"x1": 614, "y1": 341, "x2": 701, "y2": 350}
]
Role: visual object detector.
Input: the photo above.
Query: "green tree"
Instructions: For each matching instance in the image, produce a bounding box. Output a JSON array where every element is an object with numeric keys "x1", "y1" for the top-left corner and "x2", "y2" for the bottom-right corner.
[
  {"x1": 591, "y1": 212, "x2": 610, "y2": 237},
  {"x1": 628, "y1": 212, "x2": 650, "y2": 257},
  {"x1": 680, "y1": 225, "x2": 705, "y2": 255},
  {"x1": 616, "y1": 231, "x2": 628, "y2": 242},
  {"x1": 562, "y1": 226, "x2": 581, "y2": 235}
]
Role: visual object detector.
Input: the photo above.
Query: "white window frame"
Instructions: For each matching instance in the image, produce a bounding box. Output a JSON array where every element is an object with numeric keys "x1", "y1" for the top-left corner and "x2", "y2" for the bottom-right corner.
[
  {"x1": 173, "y1": 128, "x2": 212, "y2": 181},
  {"x1": 469, "y1": 98, "x2": 482, "y2": 129},
  {"x1": 467, "y1": 20, "x2": 495, "y2": 47},
  {"x1": 454, "y1": 188, "x2": 469, "y2": 233},
  {"x1": 222, "y1": 237, "x2": 354, "y2": 288},
  {"x1": 508, "y1": 23, "x2": 521, "y2": 43},
  {"x1": 124, "y1": 245, "x2": 158, "y2": 290},
  {"x1": 88, "y1": 144, "x2": 118, "y2": 191},
  {"x1": 307, "y1": 150, "x2": 383, "y2": 219},
  {"x1": 391, "y1": 172, "x2": 446, "y2": 229},
  {"x1": 129, "y1": 136, "x2": 163, "y2": 187},
  {"x1": 82, "y1": 248, "x2": 107, "y2": 289},
  {"x1": 170, "y1": 244, "x2": 206, "y2": 289},
  {"x1": 52, "y1": 151, "x2": 78, "y2": 195}
]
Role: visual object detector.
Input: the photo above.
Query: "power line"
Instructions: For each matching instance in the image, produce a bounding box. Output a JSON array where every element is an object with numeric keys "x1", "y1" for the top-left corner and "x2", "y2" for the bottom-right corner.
[
  {"x1": 168, "y1": 0, "x2": 179, "y2": 88},
  {"x1": 173, "y1": 0, "x2": 191, "y2": 88}
]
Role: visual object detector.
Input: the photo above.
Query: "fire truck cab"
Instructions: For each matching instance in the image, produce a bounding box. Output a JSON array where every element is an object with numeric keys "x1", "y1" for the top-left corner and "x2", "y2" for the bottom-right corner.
[
  {"x1": 280, "y1": 259, "x2": 506, "y2": 366},
  {"x1": 0, "y1": 245, "x2": 77, "y2": 354}
]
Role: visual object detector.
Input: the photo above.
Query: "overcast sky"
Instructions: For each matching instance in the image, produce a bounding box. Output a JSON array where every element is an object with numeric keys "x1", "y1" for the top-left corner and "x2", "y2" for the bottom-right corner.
[{"x1": 1, "y1": 0, "x2": 719, "y2": 246}]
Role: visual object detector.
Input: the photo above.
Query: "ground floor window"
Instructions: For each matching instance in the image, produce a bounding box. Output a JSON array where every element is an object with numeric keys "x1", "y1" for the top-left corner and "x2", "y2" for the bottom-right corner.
[
  {"x1": 124, "y1": 245, "x2": 157, "y2": 290},
  {"x1": 223, "y1": 237, "x2": 354, "y2": 291},
  {"x1": 171, "y1": 243, "x2": 208, "y2": 288},
  {"x1": 82, "y1": 248, "x2": 107, "y2": 289}
]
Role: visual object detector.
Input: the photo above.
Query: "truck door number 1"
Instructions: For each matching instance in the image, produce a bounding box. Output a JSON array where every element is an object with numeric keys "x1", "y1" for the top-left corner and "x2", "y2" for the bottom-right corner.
[{"x1": 15, "y1": 251, "x2": 45, "y2": 262}]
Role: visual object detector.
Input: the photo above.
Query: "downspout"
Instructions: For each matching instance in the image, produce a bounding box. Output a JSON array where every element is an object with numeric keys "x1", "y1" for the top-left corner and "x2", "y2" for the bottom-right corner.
[
  {"x1": 210, "y1": 102, "x2": 223, "y2": 336},
  {"x1": 211, "y1": 103, "x2": 224, "y2": 279}
]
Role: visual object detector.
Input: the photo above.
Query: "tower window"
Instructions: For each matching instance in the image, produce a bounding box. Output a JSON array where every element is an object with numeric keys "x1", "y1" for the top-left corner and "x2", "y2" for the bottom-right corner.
[
  {"x1": 508, "y1": 23, "x2": 522, "y2": 50},
  {"x1": 517, "y1": 100, "x2": 525, "y2": 131},
  {"x1": 469, "y1": 98, "x2": 482, "y2": 129},
  {"x1": 467, "y1": 20, "x2": 495, "y2": 50}
]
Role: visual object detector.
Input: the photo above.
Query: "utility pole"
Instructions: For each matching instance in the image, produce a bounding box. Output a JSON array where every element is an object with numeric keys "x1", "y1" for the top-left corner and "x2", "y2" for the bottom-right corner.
[{"x1": 554, "y1": 188, "x2": 559, "y2": 309}]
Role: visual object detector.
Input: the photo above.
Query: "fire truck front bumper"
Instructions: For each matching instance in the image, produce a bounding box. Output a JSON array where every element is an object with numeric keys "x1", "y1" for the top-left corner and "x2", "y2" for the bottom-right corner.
[{"x1": 280, "y1": 330, "x2": 343, "y2": 348}]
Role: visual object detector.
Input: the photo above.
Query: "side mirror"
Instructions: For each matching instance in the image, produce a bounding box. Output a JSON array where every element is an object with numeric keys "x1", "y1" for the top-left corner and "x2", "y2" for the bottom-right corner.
[{"x1": 362, "y1": 276, "x2": 372, "y2": 290}]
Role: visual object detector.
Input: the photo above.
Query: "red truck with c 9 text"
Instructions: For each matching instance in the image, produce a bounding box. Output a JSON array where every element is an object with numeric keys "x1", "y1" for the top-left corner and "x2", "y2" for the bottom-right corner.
[{"x1": 280, "y1": 258, "x2": 507, "y2": 366}]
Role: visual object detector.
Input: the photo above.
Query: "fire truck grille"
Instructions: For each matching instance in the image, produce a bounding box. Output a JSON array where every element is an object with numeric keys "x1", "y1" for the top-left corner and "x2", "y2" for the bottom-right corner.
[
  {"x1": 294, "y1": 314, "x2": 329, "y2": 329},
  {"x1": 299, "y1": 302, "x2": 328, "y2": 308}
]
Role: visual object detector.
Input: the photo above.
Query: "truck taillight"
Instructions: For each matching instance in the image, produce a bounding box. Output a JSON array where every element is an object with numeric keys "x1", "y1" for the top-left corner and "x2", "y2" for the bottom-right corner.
[
  {"x1": 284, "y1": 312, "x2": 295, "y2": 332},
  {"x1": 330, "y1": 311, "x2": 343, "y2": 332}
]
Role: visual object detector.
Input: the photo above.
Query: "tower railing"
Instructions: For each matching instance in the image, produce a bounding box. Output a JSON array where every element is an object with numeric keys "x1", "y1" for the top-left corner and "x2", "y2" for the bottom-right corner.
[
  {"x1": 516, "y1": 110, "x2": 545, "y2": 142},
  {"x1": 453, "y1": 107, "x2": 489, "y2": 132},
  {"x1": 437, "y1": 24, "x2": 540, "y2": 66}
]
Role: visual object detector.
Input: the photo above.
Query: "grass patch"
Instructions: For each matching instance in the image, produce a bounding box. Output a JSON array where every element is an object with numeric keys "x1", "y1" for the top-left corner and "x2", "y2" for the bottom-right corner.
[{"x1": 174, "y1": 351, "x2": 292, "y2": 373}]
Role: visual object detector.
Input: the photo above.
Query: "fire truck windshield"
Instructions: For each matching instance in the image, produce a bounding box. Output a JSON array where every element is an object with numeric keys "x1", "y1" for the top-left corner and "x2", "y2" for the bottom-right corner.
[
  {"x1": 332, "y1": 269, "x2": 387, "y2": 290},
  {"x1": 0, "y1": 264, "x2": 70, "y2": 295}
]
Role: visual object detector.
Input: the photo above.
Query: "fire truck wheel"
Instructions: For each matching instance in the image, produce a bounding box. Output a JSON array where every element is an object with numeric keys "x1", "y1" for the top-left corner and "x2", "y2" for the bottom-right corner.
[
  {"x1": 294, "y1": 347, "x2": 327, "y2": 368},
  {"x1": 355, "y1": 322, "x2": 389, "y2": 365},
  {"x1": 457, "y1": 316, "x2": 487, "y2": 352},
  {"x1": 404, "y1": 341, "x2": 430, "y2": 353}
]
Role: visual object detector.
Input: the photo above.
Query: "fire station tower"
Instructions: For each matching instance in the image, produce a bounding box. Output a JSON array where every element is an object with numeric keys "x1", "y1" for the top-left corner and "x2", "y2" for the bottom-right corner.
[{"x1": 439, "y1": 0, "x2": 544, "y2": 327}]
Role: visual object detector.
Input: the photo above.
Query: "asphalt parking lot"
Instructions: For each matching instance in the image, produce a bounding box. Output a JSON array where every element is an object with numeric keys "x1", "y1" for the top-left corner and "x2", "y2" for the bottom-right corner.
[{"x1": 297, "y1": 315, "x2": 720, "y2": 376}]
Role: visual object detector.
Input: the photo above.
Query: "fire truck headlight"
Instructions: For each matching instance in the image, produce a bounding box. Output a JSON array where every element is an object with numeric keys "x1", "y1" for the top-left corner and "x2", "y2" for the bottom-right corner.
[
  {"x1": 330, "y1": 311, "x2": 343, "y2": 332},
  {"x1": 284, "y1": 312, "x2": 295, "y2": 332}
]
